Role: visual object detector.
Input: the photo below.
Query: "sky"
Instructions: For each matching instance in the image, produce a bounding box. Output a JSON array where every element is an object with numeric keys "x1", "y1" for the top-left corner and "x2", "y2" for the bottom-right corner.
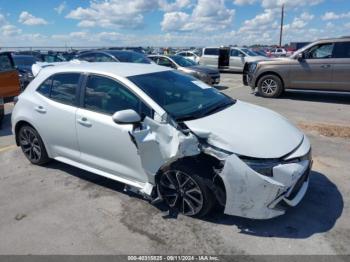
[{"x1": 0, "y1": 0, "x2": 349, "y2": 47}]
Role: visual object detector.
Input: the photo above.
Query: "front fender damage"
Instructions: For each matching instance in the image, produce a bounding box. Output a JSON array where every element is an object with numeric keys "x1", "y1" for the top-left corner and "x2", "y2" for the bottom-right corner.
[
  {"x1": 131, "y1": 117, "x2": 200, "y2": 179},
  {"x1": 218, "y1": 154, "x2": 286, "y2": 219}
]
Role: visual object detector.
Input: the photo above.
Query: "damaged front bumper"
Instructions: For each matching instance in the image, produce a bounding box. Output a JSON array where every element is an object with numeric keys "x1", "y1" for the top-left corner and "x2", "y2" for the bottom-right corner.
[{"x1": 217, "y1": 138, "x2": 312, "y2": 220}]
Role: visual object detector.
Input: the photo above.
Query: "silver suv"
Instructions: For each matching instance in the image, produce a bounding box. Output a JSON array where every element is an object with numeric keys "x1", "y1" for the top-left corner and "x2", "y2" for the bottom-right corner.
[
  {"x1": 200, "y1": 47, "x2": 267, "y2": 72},
  {"x1": 243, "y1": 37, "x2": 350, "y2": 97}
]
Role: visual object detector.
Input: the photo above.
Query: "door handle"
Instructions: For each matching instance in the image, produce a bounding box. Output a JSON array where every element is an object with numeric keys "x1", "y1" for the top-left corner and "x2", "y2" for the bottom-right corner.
[
  {"x1": 34, "y1": 105, "x2": 46, "y2": 113},
  {"x1": 77, "y1": 117, "x2": 92, "y2": 127},
  {"x1": 321, "y1": 64, "x2": 331, "y2": 69}
]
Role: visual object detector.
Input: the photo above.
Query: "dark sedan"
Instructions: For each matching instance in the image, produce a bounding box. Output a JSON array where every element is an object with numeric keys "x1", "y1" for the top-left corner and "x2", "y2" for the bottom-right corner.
[{"x1": 148, "y1": 55, "x2": 220, "y2": 85}]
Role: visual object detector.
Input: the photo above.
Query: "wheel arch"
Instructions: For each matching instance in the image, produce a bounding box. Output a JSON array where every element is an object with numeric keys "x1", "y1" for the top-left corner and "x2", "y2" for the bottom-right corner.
[
  {"x1": 255, "y1": 71, "x2": 285, "y2": 90},
  {"x1": 155, "y1": 153, "x2": 227, "y2": 207}
]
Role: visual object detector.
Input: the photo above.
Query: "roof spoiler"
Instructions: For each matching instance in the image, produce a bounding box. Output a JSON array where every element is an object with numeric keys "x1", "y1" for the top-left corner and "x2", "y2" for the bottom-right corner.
[{"x1": 31, "y1": 60, "x2": 86, "y2": 77}]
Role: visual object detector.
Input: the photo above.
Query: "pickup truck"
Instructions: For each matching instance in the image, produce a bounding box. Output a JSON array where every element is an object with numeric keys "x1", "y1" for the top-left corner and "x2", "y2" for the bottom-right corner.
[{"x1": 0, "y1": 52, "x2": 20, "y2": 126}]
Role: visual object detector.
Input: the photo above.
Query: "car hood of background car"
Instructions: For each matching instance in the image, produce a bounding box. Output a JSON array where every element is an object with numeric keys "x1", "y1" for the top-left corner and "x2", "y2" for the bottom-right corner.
[
  {"x1": 184, "y1": 100, "x2": 304, "y2": 159},
  {"x1": 187, "y1": 65, "x2": 219, "y2": 74}
]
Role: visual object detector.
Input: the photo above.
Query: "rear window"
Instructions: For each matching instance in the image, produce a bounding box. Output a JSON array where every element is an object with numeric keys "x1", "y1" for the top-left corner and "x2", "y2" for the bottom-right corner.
[
  {"x1": 0, "y1": 54, "x2": 13, "y2": 72},
  {"x1": 204, "y1": 48, "x2": 219, "y2": 56},
  {"x1": 333, "y1": 42, "x2": 350, "y2": 58}
]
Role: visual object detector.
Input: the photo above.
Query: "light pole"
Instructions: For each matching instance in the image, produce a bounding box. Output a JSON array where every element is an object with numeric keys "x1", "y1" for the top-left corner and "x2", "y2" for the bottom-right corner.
[{"x1": 279, "y1": 4, "x2": 284, "y2": 47}]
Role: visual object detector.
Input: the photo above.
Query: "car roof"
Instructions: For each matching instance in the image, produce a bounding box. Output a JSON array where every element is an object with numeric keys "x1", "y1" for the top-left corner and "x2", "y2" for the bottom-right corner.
[{"x1": 40, "y1": 62, "x2": 172, "y2": 78}]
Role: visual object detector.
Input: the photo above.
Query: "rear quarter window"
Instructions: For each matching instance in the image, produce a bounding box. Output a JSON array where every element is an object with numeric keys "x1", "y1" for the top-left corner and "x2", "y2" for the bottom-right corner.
[
  {"x1": 204, "y1": 48, "x2": 219, "y2": 56},
  {"x1": 333, "y1": 42, "x2": 350, "y2": 58}
]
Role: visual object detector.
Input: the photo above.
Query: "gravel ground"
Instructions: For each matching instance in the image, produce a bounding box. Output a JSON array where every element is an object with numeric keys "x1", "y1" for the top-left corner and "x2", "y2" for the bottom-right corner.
[{"x1": 0, "y1": 73, "x2": 349, "y2": 255}]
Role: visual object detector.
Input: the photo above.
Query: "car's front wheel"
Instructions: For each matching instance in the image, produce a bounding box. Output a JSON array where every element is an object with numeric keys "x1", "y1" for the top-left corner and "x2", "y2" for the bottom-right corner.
[
  {"x1": 18, "y1": 125, "x2": 50, "y2": 165},
  {"x1": 257, "y1": 74, "x2": 284, "y2": 98},
  {"x1": 158, "y1": 162, "x2": 215, "y2": 217}
]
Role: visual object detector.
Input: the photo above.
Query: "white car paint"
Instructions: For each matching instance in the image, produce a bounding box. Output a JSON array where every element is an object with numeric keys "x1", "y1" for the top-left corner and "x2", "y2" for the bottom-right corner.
[
  {"x1": 12, "y1": 62, "x2": 312, "y2": 219},
  {"x1": 175, "y1": 51, "x2": 200, "y2": 63}
]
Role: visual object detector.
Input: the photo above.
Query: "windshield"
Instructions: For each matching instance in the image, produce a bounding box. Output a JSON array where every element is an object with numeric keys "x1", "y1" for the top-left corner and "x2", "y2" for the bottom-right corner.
[
  {"x1": 109, "y1": 51, "x2": 151, "y2": 64},
  {"x1": 13, "y1": 56, "x2": 37, "y2": 66},
  {"x1": 169, "y1": 55, "x2": 197, "y2": 67},
  {"x1": 128, "y1": 71, "x2": 235, "y2": 121},
  {"x1": 241, "y1": 48, "x2": 259, "y2": 56}
]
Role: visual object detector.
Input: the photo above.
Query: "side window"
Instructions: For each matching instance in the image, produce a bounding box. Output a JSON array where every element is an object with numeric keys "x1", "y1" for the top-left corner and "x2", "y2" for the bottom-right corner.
[
  {"x1": 157, "y1": 57, "x2": 174, "y2": 68},
  {"x1": 78, "y1": 53, "x2": 96, "y2": 62},
  {"x1": 0, "y1": 54, "x2": 14, "y2": 72},
  {"x1": 84, "y1": 75, "x2": 152, "y2": 118},
  {"x1": 333, "y1": 42, "x2": 350, "y2": 58},
  {"x1": 230, "y1": 49, "x2": 239, "y2": 57},
  {"x1": 36, "y1": 78, "x2": 52, "y2": 97},
  {"x1": 306, "y1": 43, "x2": 334, "y2": 59},
  {"x1": 50, "y1": 73, "x2": 80, "y2": 106},
  {"x1": 95, "y1": 53, "x2": 115, "y2": 62},
  {"x1": 204, "y1": 48, "x2": 219, "y2": 56}
]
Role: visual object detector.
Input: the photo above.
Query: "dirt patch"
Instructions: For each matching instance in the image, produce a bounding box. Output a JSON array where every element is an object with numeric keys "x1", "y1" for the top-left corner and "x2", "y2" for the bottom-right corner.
[{"x1": 298, "y1": 122, "x2": 350, "y2": 139}]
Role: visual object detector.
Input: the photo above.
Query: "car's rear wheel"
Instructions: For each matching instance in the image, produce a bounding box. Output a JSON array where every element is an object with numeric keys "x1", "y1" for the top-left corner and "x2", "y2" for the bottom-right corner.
[
  {"x1": 18, "y1": 125, "x2": 50, "y2": 165},
  {"x1": 257, "y1": 74, "x2": 284, "y2": 98},
  {"x1": 158, "y1": 162, "x2": 215, "y2": 217}
]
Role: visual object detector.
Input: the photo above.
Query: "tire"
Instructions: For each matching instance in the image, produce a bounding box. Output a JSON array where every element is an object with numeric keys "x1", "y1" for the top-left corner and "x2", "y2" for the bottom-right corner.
[
  {"x1": 257, "y1": 74, "x2": 284, "y2": 98},
  {"x1": 18, "y1": 125, "x2": 50, "y2": 165},
  {"x1": 158, "y1": 161, "x2": 216, "y2": 218}
]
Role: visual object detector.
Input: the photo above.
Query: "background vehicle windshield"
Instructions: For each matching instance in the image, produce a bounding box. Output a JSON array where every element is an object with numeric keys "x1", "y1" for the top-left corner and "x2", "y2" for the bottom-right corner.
[
  {"x1": 170, "y1": 55, "x2": 197, "y2": 67},
  {"x1": 128, "y1": 71, "x2": 235, "y2": 121},
  {"x1": 13, "y1": 56, "x2": 37, "y2": 66},
  {"x1": 241, "y1": 49, "x2": 259, "y2": 56},
  {"x1": 109, "y1": 51, "x2": 151, "y2": 64}
]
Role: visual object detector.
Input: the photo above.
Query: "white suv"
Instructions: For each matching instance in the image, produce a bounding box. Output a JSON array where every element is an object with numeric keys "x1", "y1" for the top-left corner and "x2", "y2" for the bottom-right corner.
[{"x1": 12, "y1": 62, "x2": 312, "y2": 219}]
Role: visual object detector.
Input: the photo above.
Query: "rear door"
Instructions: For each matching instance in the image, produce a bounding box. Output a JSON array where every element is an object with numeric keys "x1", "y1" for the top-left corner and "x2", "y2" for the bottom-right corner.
[
  {"x1": 289, "y1": 43, "x2": 334, "y2": 90},
  {"x1": 0, "y1": 53, "x2": 20, "y2": 98},
  {"x1": 331, "y1": 41, "x2": 350, "y2": 91},
  {"x1": 33, "y1": 73, "x2": 82, "y2": 161}
]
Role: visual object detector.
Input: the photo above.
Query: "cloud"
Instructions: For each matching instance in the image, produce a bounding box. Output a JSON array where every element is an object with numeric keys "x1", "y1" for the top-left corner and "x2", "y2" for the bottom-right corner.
[
  {"x1": 239, "y1": 9, "x2": 278, "y2": 33},
  {"x1": 66, "y1": 0, "x2": 160, "y2": 29},
  {"x1": 18, "y1": 11, "x2": 48, "y2": 25},
  {"x1": 161, "y1": 0, "x2": 235, "y2": 32},
  {"x1": 321, "y1": 11, "x2": 350, "y2": 21},
  {"x1": 233, "y1": 0, "x2": 257, "y2": 5},
  {"x1": 54, "y1": 2, "x2": 67, "y2": 15},
  {"x1": 1, "y1": 24, "x2": 22, "y2": 36},
  {"x1": 159, "y1": 0, "x2": 193, "y2": 12}
]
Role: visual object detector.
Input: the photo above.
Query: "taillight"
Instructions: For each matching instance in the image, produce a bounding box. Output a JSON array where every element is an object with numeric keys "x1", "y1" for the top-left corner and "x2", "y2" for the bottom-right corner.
[{"x1": 13, "y1": 96, "x2": 19, "y2": 105}]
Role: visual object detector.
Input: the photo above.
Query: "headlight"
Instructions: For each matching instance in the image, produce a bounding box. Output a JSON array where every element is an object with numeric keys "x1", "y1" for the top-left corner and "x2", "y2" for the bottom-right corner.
[
  {"x1": 241, "y1": 158, "x2": 279, "y2": 177},
  {"x1": 249, "y1": 62, "x2": 257, "y2": 72}
]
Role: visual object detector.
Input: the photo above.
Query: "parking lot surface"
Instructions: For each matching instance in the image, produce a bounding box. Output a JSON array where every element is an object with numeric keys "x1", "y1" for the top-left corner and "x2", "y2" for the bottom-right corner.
[{"x1": 0, "y1": 73, "x2": 349, "y2": 255}]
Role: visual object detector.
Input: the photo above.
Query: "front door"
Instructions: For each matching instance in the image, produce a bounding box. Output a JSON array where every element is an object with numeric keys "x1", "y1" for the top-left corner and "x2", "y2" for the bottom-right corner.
[
  {"x1": 289, "y1": 43, "x2": 334, "y2": 90},
  {"x1": 0, "y1": 53, "x2": 20, "y2": 98},
  {"x1": 76, "y1": 74, "x2": 152, "y2": 183},
  {"x1": 229, "y1": 49, "x2": 245, "y2": 71}
]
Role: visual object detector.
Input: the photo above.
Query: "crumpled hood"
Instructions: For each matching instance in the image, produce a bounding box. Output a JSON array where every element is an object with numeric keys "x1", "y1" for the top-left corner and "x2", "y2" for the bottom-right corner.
[{"x1": 185, "y1": 100, "x2": 303, "y2": 159}]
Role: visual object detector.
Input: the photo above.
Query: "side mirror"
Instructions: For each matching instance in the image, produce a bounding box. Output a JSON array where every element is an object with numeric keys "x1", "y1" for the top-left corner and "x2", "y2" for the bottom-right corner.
[
  {"x1": 112, "y1": 109, "x2": 141, "y2": 125},
  {"x1": 239, "y1": 53, "x2": 245, "y2": 58},
  {"x1": 297, "y1": 53, "x2": 305, "y2": 61}
]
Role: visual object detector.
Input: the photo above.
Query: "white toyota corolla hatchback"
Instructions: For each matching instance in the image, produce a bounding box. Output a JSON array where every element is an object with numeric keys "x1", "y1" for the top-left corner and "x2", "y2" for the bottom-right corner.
[{"x1": 12, "y1": 62, "x2": 312, "y2": 219}]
